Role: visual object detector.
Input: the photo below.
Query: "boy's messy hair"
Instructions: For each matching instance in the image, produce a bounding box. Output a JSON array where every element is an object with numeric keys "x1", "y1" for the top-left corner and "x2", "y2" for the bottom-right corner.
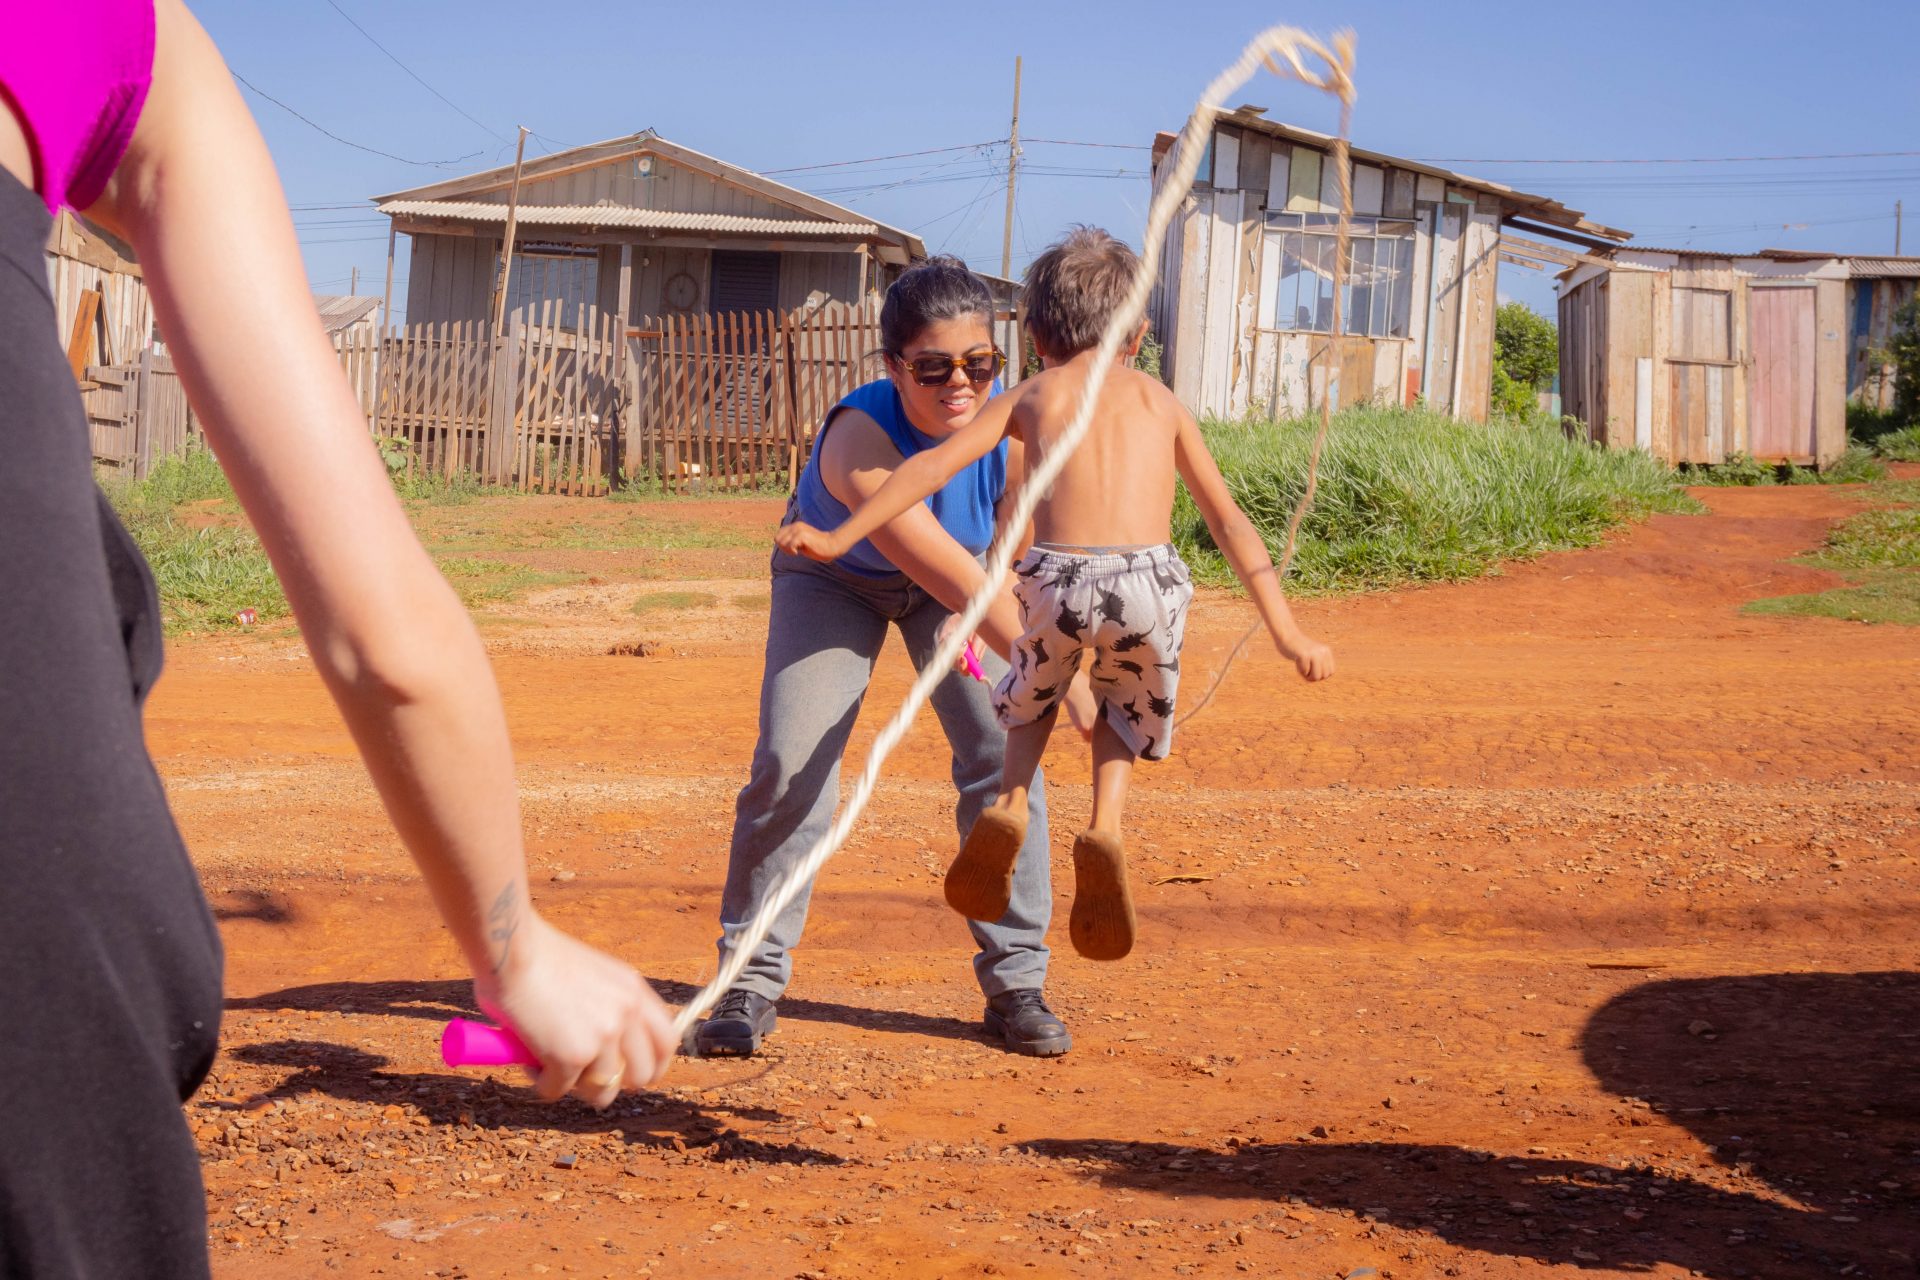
[{"x1": 1022, "y1": 226, "x2": 1141, "y2": 358}]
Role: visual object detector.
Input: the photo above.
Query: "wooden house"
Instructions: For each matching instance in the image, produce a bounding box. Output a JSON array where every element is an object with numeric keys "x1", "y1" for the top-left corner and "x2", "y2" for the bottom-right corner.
[
  {"x1": 1147, "y1": 107, "x2": 1626, "y2": 423},
  {"x1": 1838, "y1": 255, "x2": 1919, "y2": 412},
  {"x1": 45, "y1": 209, "x2": 151, "y2": 371},
  {"x1": 375, "y1": 130, "x2": 927, "y2": 330},
  {"x1": 1555, "y1": 248, "x2": 1913, "y2": 468}
]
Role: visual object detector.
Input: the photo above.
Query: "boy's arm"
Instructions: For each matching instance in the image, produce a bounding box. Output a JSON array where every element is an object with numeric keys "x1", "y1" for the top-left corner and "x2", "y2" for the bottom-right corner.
[
  {"x1": 1172, "y1": 409, "x2": 1334, "y2": 682},
  {"x1": 775, "y1": 389, "x2": 1021, "y2": 561}
]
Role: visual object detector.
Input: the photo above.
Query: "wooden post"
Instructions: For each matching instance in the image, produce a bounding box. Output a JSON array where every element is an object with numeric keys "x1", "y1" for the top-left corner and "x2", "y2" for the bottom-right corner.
[
  {"x1": 381, "y1": 224, "x2": 397, "y2": 328},
  {"x1": 350, "y1": 266, "x2": 359, "y2": 296},
  {"x1": 489, "y1": 126, "x2": 531, "y2": 339},
  {"x1": 1000, "y1": 55, "x2": 1022, "y2": 281},
  {"x1": 132, "y1": 345, "x2": 154, "y2": 479}
]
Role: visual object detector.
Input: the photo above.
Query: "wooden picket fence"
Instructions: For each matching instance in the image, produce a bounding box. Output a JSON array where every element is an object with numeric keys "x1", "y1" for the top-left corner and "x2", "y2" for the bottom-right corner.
[
  {"x1": 88, "y1": 300, "x2": 1021, "y2": 493},
  {"x1": 630, "y1": 300, "x2": 883, "y2": 492},
  {"x1": 82, "y1": 350, "x2": 197, "y2": 476}
]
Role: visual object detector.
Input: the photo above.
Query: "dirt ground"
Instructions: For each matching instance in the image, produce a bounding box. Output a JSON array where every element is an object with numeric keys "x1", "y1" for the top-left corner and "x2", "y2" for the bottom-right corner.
[{"x1": 149, "y1": 476, "x2": 1920, "y2": 1280}]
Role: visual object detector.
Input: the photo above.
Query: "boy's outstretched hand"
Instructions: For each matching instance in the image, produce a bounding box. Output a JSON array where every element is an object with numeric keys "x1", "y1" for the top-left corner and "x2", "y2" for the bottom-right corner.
[
  {"x1": 775, "y1": 521, "x2": 843, "y2": 563},
  {"x1": 1279, "y1": 631, "x2": 1336, "y2": 682}
]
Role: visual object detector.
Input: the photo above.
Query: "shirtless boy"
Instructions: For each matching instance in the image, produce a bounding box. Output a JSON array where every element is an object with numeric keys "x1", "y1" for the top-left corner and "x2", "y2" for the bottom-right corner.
[{"x1": 777, "y1": 227, "x2": 1333, "y2": 960}]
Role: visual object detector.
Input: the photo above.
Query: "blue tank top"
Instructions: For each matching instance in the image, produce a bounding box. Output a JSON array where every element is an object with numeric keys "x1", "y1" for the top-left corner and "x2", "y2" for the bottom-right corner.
[{"x1": 792, "y1": 380, "x2": 1007, "y2": 578}]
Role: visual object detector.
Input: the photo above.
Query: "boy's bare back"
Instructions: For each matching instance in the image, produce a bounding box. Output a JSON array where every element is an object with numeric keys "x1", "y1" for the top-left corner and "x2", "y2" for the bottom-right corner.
[{"x1": 1009, "y1": 355, "x2": 1187, "y2": 549}]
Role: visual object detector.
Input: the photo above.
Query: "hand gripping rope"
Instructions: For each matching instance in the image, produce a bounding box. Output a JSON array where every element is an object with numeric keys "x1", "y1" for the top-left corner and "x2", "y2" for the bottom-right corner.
[{"x1": 665, "y1": 26, "x2": 1359, "y2": 1046}]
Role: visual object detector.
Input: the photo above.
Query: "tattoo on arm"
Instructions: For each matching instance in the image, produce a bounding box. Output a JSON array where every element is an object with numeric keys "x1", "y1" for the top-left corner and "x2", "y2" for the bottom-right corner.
[{"x1": 486, "y1": 881, "x2": 523, "y2": 973}]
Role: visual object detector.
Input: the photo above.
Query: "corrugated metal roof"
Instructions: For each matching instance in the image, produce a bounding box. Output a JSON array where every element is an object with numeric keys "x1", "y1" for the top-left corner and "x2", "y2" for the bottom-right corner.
[
  {"x1": 1159, "y1": 113, "x2": 1632, "y2": 243},
  {"x1": 312, "y1": 294, "x2": 381, "y2": 332},
  {"x1": 378, "y1": 199, "x2": 876, "y2": 238},
  {"x1": 1846, "y1": 257, "x2": 1920, "y2": 278}
]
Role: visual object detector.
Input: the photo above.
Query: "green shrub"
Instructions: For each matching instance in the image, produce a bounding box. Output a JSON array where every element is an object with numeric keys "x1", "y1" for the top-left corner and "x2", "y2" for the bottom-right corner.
[
  {"x1": 1873, "y1": 424, "x2": 1920, "y2": 462},
  {"x1": 1494, "y1": 302, "x2": 1557, "y2": 388},
  {"x1": 1883, "y1": 297, "x2": 1920, "y2": 420},
  {"x1": 1489, "y1": 364, "x2": 1536, "y2": 421},
  {"x1": 1172, "y1": 407, "x2": 1697, "y2": 593}
]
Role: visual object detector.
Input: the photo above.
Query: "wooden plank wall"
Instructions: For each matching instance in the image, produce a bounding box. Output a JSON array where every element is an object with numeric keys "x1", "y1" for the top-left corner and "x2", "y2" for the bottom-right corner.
[
  {"x1": 1846, "y1": 278, "x2": 1915, "y2": 410},
  {"x1": 1169, "y1": 124, "x2": 1506, "y2": 423}
]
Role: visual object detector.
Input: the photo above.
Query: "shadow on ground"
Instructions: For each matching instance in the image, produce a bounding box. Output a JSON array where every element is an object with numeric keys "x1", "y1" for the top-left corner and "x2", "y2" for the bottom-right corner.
[
  {"x1": 221, "y1": 1038, "x2": 839, "y2": 1167},
  {"x1": 226, "y1": 976, "x2": 990, "y2": 1046},
  {"x1": 1023, "y1": 971, "x2": 1920, "y2": 1280}
]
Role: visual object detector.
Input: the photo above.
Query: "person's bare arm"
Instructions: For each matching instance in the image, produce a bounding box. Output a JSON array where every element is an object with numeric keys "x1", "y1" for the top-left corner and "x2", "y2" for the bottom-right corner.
[
  {"x1": 1172, "y1": 406, "x2": 1334, "y2": 682},
  {"x1": 85, "y1": 0, "x2": 673, "y2": 1104},
  {"x1": 777, "y1": 388, "x2": 1021, "y2": 561},
  {"x1": 810, "y1": 412, "x2": 1025, "y2": 659}
]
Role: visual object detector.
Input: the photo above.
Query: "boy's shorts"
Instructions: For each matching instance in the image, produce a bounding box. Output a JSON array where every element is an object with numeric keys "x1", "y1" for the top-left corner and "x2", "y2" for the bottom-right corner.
[{"x1": 993, "y1": 543, "x2": 1193, "y2": 761}]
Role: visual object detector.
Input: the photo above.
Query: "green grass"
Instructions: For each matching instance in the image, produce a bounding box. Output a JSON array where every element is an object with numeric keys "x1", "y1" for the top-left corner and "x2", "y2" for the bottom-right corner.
[
  {"x1": 1745, "y1": 574, "x2": 1920, "y2": 625},
  {"x1": 1872, "y1": 424, "x2": 1920, "y2": 462},
  {"x1": 630, "y1": 589, "x2": 719, "y2": 615},
  {"x1": 434, "y1": 557, "x2": 584, "y2": 606},
  {"x1": 1172, "y1": 407, "x2": 1699, "y2": 593},
  {"x1": 1682, "y1": 444, "x2": 1887, "y2": 487},
  {"x1": 101, "y1": 448, "x2": 286, "y2": 632},
  {"x1": 1741, "y1": 480, "x2": 1920, "y2": 624}
]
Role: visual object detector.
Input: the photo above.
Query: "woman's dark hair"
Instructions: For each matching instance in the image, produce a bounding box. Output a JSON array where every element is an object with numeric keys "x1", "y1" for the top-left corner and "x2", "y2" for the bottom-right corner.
[{"x1": 880, "y1": 255, "x2": 995, "y2": 355}]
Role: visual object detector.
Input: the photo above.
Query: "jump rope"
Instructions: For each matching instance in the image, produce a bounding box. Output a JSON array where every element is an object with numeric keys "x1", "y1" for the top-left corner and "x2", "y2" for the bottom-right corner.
[{"x1": 445, "y1": 24, "x2": 1358, "y2": 1072}]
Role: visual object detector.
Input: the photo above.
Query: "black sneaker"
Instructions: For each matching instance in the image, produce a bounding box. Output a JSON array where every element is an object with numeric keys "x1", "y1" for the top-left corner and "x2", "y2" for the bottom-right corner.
[
  {"x1": 693, "y1": 989, "x2": 778, "y2": 1057},
  {"x1": 984, "y1": 989, "x2": 1072, "y2": 1057}
]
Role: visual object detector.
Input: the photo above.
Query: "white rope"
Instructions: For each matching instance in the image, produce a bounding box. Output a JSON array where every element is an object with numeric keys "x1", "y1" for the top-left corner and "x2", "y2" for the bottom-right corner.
[{"x1": 671, "y1": 25, "x2": 1357, "y2": 1043}]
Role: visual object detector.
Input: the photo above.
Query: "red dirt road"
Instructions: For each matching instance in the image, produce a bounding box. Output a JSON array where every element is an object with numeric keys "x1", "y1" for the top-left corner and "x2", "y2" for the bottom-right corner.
[{"x1": 149, "y1": 482, "x2": 1919, "y2": 1279}]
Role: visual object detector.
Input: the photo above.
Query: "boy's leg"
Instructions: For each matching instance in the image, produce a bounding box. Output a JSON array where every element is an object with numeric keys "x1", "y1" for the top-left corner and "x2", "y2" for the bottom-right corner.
[
  {"x1": 1087, "y1": 711, "x2": 1136, "y2": 834},
  {"x1": 898, "y1": 598, "x2": 1054, "y2": 1004},
  {"x1": 1071, "y1": 716, "x2": 1138, "y2": 961},
  {"x1": 946, "y1": 710, "x2": 1056, "y2": 922}
]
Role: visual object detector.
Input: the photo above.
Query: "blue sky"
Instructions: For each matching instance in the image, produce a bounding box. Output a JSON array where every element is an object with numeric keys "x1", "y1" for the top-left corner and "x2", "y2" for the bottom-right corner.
[{"x1": 196, "y1": 0, "x2": 1920, "y2": 321}]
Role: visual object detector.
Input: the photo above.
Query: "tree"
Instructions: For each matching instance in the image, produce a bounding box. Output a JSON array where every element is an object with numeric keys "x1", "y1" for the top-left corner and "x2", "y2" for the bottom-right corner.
[{"x1": 1490, "y1": 302, "x2": 1558, "y2": 421}]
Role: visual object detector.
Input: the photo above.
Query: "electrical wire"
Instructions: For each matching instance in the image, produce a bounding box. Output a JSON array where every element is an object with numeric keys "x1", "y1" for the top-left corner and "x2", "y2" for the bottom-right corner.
[
  {"x1": 233, "y1": 72, "x2": 482, "y2": 168},
  {"x1": 318, "y1": 0, "x2": 506, "y2": 141}
]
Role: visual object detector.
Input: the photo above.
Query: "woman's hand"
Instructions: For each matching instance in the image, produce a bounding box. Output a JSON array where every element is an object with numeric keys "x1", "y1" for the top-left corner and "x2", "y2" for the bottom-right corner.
[
  {"x1": 474, "y1": 914, "x2": 678, "y2": 1110},
  {"x1": 775, "y1": 521, "x2": 843, "y2": 562}
]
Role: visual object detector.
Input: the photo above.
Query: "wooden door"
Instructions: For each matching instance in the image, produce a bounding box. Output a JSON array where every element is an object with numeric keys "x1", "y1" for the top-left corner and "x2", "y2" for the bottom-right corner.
[{"x1": 1748, "y1": 286, "x2": 1817, "y2": 461}]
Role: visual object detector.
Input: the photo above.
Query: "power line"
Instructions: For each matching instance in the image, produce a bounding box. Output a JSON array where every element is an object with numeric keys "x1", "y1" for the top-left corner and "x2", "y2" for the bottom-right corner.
[
  {"x1": 234, "y1": 72, "x2": 482, "y2": 168},
  {"x1": 1420, "y1": 148, "x2": 1920, "y2": 165},
  {"x1": 319, "y1": 0, "x2": 506, "y2": 141},
  {"x1": 1026, "y1": 137, "x2": 1153, "y2": 151},
  {"x1": 762, "y1": 141, "x2": 999, "y2": 176}
]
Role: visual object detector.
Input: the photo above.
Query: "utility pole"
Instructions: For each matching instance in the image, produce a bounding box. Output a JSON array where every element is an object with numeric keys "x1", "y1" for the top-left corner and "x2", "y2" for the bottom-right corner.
[
  {"x1": 1897, "y1": 200, "x2": 1904, "y2": 256},
  {"x1": 349, "y1": 266, "x2": 358, "y2": 296},
  {"x1": 490, "y1": 125, "x2": 531, "y2": 338},
  {"x1": 999, "y1": 56, "x2": 1022, "y2": 281}
]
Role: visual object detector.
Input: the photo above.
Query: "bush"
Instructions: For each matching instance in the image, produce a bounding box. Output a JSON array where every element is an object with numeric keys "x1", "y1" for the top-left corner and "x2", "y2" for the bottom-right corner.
[
  {"x1": 1172, "y1": 407, "x2": 1697, "y2": 593},
  {"x1": 1489, "y1": 364, "x2": 1536, "y2": 421},
  {"x1": 1883, "y1": 297, "x2": 1920, "y2": 421},
  {"x1": 1874, "y1": 424, "x2": 1920, "y2": 462},
  {"x1": 1494, "y1": 302, "x2": 1557, "y2": 393}
]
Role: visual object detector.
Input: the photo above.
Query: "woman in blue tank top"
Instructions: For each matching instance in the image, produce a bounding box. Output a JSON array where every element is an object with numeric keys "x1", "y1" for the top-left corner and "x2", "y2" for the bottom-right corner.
[{"x1": 697, "y1": 259, "x2": 1085, "y2": 1059}]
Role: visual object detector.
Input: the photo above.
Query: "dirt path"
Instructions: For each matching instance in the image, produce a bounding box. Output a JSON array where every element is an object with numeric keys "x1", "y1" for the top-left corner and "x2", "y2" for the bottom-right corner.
[{"x1": 149, "y1": 483, "x2": 1919, "y2": 1279}]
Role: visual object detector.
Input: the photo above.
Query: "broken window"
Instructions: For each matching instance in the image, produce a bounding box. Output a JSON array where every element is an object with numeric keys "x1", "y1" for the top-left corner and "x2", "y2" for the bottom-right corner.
[{"x1": 1267, "y1": 214, "x2": 1415, "y2": 339}]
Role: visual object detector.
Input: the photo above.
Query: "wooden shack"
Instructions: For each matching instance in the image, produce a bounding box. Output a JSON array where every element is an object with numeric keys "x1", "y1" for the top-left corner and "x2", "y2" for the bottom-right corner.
[
  {"x1": 45, "y1": 209, "x2": 151, "y2": 371},
  {"x1": 376, "y1": 130, "x2": 926, "y2": 330},
  {"x1": 1147, "y1": 107, "x2": 1626, "y2": 423},
  {"x1": 1836, "y1": 255, "x2": 1919, "y2": 412},
  {"x1": 1555, "y1": 248, "x2": 1883, "y2": 468}
]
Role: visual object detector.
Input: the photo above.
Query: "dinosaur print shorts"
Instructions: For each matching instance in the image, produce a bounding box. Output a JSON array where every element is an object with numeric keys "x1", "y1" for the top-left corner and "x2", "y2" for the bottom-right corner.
[{"x1": 993, "y1": 542, "x2": 1193, "y2": 761}]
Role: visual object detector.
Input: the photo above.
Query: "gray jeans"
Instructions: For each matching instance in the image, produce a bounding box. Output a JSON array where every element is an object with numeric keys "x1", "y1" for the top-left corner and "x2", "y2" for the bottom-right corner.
[{"x1": 716, "y1": 547, "x2": 1052, "y2": 1001}]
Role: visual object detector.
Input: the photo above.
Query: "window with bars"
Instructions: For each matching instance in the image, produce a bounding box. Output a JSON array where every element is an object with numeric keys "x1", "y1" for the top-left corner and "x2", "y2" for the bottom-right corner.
[{"x1": 1266, "y1": 213, "x2": 1416, "y2": 338}]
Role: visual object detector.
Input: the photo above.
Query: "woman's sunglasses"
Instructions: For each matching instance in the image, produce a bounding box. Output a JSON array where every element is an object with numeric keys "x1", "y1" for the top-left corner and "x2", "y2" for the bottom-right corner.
[{"x1": 892, "y1": 349, "x2": 1006, "y2": 387}]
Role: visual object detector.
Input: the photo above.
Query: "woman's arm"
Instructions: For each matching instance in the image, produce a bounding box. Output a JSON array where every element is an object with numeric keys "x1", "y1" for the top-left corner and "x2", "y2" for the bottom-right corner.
[
  {"x1": 1173, "y1": 407, "x2": 1334, "y2": 681},
  {"x1": 86, "y1": 0, "x2": 674, "y2": 1104}
]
